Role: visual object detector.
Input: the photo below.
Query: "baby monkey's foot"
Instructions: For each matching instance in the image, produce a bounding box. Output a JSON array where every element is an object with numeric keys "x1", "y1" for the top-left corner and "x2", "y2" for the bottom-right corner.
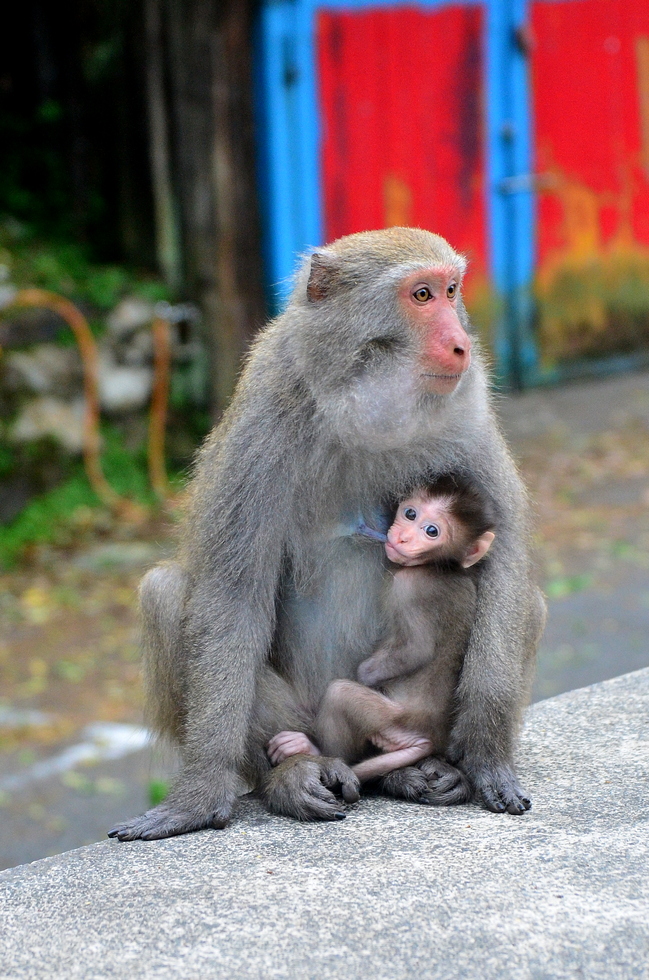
[
  {"x1": 267, "y1": 731, "x2": 321, "y2": 766},
  {"x1": 371, "y1": 726, "x2": 432, "y2": 754}
]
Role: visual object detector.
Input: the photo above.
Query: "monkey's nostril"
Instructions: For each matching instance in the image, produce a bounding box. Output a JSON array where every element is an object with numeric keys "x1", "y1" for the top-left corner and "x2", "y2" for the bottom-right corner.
[{"x1": 454, "y1": 346, "x2": 465, "y2": 356}]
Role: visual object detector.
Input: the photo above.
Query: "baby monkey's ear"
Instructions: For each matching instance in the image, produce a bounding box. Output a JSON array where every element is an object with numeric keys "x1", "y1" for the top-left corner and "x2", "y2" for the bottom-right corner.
[{"x1": 462, "y1": 531, "x2": 495, "y2": 568}]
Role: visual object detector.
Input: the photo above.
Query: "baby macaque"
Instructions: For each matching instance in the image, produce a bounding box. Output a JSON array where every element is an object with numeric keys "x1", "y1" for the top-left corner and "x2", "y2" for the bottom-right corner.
[{"x1": 267, "y1": 474, "x2": 497, "y2": 783}]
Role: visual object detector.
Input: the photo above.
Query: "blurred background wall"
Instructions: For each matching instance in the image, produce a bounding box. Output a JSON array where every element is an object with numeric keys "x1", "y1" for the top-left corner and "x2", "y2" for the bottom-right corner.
[
  {"x1": 257, "y1": 0, "x2": 649, "y2": 389},
  {"x1": 3, "y1": 1, "x2": 649, "y2": 406}
]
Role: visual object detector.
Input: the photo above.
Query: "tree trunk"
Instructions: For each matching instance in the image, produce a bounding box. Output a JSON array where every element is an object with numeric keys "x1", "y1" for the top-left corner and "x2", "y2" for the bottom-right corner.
[
  {"x1": 144, "y1": 0, "x2": 182, "y2": 292},
  {"x1": 162, "y1": 0, "x2": 265, "y2": 415}
]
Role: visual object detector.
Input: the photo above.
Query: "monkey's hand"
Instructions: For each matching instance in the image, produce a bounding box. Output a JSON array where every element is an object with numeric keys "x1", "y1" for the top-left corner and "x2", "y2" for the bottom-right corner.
[
  {"x1": 447, "y1": 753, "x2": 531, "y2": 815},
  {"x1": 418, "y1": 757, "x2": 473, "y2": 806},
  {"x1": 261, "y1": 755, "x2": 360, "y2": 821},
  {"x1": 108, "y1": 778, "x2": 237, "y2": 841},
  {"x1": 108, "y1": 801, "x2": 231, "y2": 841},
  {"x1": 267, "y1": 731, "x2": 321, "y2": 765},
  {"x1": 357, "y1": 651, "x2": 397, "y2": 687},
  {"x1": 471, "y1": 763, "x2": 531, "y2": 815}
]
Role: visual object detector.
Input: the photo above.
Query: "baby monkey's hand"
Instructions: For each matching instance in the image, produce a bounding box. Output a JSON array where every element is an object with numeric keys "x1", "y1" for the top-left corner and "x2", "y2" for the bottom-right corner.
[
  {"x1": 357, "y1": 650, "x2": 396, "y2": 688},
  {"x1": 267, "y1": 730, "x2": 321, "y2": 766}
]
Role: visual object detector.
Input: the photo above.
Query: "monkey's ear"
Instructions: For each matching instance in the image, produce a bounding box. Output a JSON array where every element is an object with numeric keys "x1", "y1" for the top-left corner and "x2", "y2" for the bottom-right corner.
[
  {"x1": 462, "y1": 531, "x2": 495, "y2": 568},
  {"x1": 306, "y1": 252, "x2": 340, "y2": 302}
]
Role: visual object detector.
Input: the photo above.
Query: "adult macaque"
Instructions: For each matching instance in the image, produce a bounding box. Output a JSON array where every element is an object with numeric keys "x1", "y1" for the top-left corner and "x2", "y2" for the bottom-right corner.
[
  {"x1": 267, "y1": 475, "x2": 496, "y2": 788},
  {"x1": 109, "y1": 227, "x2": 545, "y2": 841}
]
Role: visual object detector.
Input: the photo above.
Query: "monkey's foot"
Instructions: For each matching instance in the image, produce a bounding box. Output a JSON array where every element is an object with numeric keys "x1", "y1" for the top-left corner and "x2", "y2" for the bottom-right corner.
[
  {"x1": 261, "y1": 755, "x2": 360, "y2": 821},
  {"x1": 377, "y1": 766, "x2": 429, "y2": 801},
  {"x1": 467, "y1": 763, "x2": 531, "y2": 815},
  {"x1": 375, "y1": 757, "x2": 471, "y2": 805},
  {"x1": 108, "y1": 800, "x2": 232, "y2": 842},
  {"x1": 418, "y1": 757, "x2": 472, "y2": 806},
  {"x1": 267, "y1": 731, "x2": 321, "y2": 766}
]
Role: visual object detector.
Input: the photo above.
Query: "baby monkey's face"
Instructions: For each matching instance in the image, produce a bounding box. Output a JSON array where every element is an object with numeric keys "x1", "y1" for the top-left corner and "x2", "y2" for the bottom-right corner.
[{"x1": 385, "y1": 493, "x2": 457, "y2": 567}]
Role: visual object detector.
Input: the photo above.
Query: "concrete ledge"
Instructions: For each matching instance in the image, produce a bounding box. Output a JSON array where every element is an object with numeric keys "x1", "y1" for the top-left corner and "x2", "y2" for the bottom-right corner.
[{"x1": 2, "y1": 668, "x2": 649, "y2": 980}]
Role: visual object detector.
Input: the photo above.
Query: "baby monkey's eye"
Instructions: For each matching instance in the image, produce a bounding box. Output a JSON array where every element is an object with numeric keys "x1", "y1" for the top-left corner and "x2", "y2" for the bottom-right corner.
[
  {"x1": 413, "y1": 287, "x2": 432, "y2": 303},
  {"x1": 447, "y1": 282, "x2": 457, "y2": 299},
  {"x1": 424, "y1": 524, "x2": 440, "y2": 538},
  {"x1": 404, "y1": 507, "x2": 417, "y2": 521}
]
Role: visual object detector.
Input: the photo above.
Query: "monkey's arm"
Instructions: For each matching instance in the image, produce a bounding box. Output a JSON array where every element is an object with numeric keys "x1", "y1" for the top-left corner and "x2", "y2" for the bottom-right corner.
[
  {"x1": 444, "y1": 422, "x2": 546, "y2": 814},
  {"x1": 110, "y1": 379, "x2": 315, "y2": 839},
  {"x1": 357, "y1": 636, "x2": 435, "y2": 688}
]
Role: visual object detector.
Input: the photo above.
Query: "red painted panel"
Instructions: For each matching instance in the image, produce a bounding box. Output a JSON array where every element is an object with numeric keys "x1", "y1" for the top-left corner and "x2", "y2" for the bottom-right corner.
[
  {"x1": 531, "y1": 1, "x2": 649, "y2": 270},
  {"x1": 316, "y1": 6, "x2": 487, "y2": 278}
]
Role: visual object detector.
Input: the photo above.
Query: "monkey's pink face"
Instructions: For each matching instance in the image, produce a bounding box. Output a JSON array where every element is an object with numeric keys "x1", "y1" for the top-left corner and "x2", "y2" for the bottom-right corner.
[
  {"x1": 385, "y1": 494, "x2": 455, "y2": 566},
  {"x1": 398, "y1": 266, "x2": 471, "y2": 395}
]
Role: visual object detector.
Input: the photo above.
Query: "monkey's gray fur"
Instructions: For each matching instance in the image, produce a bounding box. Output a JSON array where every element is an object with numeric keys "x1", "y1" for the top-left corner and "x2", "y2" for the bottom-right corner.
[{"x1": 109, "y1": 227, "x2": 546, "y2": 841}]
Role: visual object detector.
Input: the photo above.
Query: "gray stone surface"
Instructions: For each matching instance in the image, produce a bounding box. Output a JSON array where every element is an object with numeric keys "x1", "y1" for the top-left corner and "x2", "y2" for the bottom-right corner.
[{"x1": 1, "y1": 668, "x2": 648, "y2": 980}]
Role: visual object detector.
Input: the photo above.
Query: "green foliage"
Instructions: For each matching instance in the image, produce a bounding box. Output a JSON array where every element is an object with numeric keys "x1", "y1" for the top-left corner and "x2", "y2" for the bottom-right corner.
[
  {"x1": 56, "y1": 661, "x2": 86, "y2": 683},
  {"x1": 148, "y1": 780, "x2": 169, "y2": 807},
  {"x1": 545, "y1": 574, "x2": 593, "y2": 600},
  {"x1": 100, "y1": 425, "x2": 153, "y2": 501},
  {"x1": 1, "y1": 225, "x2": 170, "y2": 320},
  {"x1": 465, "y1": 280, "x2": 503, "y2": 358},
  {"x1": 0, "y1": 2, "x2": 151, "y2": 259},
  {"x1": 170, "y1": 350, "x2": 211, "y2": 410},
  {"x1": 36, "y1": 100, "x2": 64, "y2": 125},
  {"x1": 0, "y1": 425, "x2": 156, "y2": 570},
  {"x1": 0, "y1": 443, "x2": 15, "y2": 477},
  {"x1": 0, "y1": 475, "x2": 97, "y2": 569},
  {"x1": 537, "y1": 250, "x2": 649, "y2": 364}
]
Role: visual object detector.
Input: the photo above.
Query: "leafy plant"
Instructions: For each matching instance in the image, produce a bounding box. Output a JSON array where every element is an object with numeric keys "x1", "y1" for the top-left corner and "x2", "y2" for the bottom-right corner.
[
  {"x1": 2, "y1": 227, "x2": 170, "y2": 326},
  {"x1": 544, "y1": 574, "x2": 593, "y2": 600},
  {"x1": 536, "y1": 248, "x2": 649, "y2": 364},
  {"x1": 148, "y1": 779, "x2": 169, "y2": 806},
  {"x1": 0, "y1": 424, "x2": 157, "y2": 570}
]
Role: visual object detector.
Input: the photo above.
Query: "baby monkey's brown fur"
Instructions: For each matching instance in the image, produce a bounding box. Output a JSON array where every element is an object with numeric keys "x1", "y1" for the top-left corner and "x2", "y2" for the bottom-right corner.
[{"x1": 268, "y1": 475, "x2": 497, "y2": 791}]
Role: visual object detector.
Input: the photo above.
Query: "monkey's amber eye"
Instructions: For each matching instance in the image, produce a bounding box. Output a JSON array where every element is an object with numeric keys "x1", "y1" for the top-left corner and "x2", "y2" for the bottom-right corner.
[
  {"x1": 447, "y1": 282, "x2": 457, "y2": 299},
  {"x1": 404, "y1": 507, "x2": 417, "y2": 521},
  {"x1": 413, "y1": 287, "x2": 432, "y2": 303},
  {"x1": 424, "y1": 524, "x2": 440, "y2": 538}
]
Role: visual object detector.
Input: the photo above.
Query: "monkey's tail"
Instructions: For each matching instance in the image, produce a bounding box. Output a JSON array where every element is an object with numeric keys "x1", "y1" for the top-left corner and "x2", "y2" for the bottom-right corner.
[{"x1": 140, "y1": 562, "x2": 188, "y2": 743}]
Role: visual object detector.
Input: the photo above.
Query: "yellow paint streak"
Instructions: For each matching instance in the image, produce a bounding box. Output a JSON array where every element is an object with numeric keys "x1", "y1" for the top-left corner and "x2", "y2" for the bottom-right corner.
[
  {"x1": 383, "y1": 174, "x2": 413, "y2": 228},
  {"x1": 554, "y1": 177, "x2": 602, "y2": 261}
]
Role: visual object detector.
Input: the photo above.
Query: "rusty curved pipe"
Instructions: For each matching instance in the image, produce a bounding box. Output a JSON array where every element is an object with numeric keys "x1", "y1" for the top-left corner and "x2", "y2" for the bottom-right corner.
[{"x1": 9, "y1": 289, "x2": 146, "y2": 520}]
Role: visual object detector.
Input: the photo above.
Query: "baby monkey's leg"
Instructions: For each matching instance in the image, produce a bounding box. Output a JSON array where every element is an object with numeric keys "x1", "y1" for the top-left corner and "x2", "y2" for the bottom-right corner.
[
  {"x1": 354, "y1": 732, "x2": 433, "y2": 782},
  {"x1": 316, "y1": 679, "x2": 432, "y2": 782},
  {"x1": 267, "y1": 731, "x2": 321, "y2": 766}
]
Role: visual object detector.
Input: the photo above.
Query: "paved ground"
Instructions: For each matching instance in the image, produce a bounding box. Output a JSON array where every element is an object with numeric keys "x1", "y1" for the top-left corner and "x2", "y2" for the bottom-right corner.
[
  {"x1": 0, "y1": 730, "x2": 175, "y2": 871},
  {"x1": 1, "y1": 369, "x2": 648, "y2": 871},
  {"x1": 497, "y1": 370, "x2": 649, "y2": 701},
  {"x1": 2, "y1": 668, "x2": 648, "y2": 980}
]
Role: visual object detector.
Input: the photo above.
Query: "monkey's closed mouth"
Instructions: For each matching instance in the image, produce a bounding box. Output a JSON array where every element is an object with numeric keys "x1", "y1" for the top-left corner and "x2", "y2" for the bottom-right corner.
[{"x1": 423, "y1": 373, "x2": 462, "y2": 380}]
